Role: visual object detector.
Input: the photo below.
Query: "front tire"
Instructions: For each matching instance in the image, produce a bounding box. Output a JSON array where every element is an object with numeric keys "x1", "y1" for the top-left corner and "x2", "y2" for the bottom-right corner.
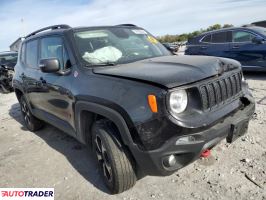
[
  {"x1": 19, "y1": 95, "x2": 44, "y2": 131},
  {"x1": 92, "y1": 120, "x2": 137, "y2": 194}
]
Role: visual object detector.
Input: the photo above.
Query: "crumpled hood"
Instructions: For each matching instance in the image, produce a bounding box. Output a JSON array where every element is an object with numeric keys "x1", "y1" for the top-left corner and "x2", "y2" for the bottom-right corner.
[{"x1": 93, "y1": 55, "x2": 241, "y2": 88}]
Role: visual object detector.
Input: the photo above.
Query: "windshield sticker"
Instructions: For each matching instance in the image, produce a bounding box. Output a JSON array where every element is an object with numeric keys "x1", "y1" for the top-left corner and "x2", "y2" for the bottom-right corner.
[
  {"x1": 132, "y1": 29, "x2": 147, "y2": 34},
  {"x1": 147, "y1": 35, "x2": 158, "y2": 44}
]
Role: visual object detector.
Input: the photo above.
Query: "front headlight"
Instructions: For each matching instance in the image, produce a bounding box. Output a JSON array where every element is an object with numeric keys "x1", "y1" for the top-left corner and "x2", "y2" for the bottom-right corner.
[{"x1": 169, "y1": 89, "x2": 188, "y2": 115}]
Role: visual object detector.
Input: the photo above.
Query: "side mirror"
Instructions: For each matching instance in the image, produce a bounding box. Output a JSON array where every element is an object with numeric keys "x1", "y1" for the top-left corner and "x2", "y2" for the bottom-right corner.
[
  {"x1": 252, "y1": 36, "x2": 264, "y2": 44},
  {"x1": 39, "y1": 58, "x2": 60, "y2": 73}
]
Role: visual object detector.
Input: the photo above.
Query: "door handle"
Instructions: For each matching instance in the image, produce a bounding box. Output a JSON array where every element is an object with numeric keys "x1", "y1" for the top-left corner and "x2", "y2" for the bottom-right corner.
[
  {"x1": 201, "y1": 46, "x2": 207, "y2": 49},
  {"x1": 232, "y1": 45, "x2": 239, "y2": 49}
]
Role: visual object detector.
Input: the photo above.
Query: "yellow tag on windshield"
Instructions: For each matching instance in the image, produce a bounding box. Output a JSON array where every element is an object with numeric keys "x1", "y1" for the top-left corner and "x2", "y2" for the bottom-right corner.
[{"x1": 147, "y1": 35, "x2": 158, "y2": 44}]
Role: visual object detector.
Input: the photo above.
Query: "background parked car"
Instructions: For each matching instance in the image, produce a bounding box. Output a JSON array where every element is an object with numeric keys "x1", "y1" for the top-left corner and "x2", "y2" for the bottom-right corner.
[
  {"x1": 162, "y1": 43, "x2": 179, "y2": 53},
  {"x1": 185, "y1": 26, "x2": 266, "y2": 71},
  {"x1": 0, "y1": 51, "x2": 18, "y2": 93}
]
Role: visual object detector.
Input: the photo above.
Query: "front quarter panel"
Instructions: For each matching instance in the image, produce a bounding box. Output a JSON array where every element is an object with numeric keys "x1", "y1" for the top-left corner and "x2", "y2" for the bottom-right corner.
[{"x1": 72, "y1": 68, "x2": 167, "y2": 146}]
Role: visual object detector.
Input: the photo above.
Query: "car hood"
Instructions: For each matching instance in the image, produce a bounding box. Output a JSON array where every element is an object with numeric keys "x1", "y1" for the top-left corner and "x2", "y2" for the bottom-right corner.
[{"x1": 93, "y1": 55, "x2": 241, "y2": 88}]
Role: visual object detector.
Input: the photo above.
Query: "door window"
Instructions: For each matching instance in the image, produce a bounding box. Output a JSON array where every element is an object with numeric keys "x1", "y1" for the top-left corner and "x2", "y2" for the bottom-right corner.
[
  {"x1": 40, "y1": 37, "x2": 71, "y2": 70},
  {"x1": 63, "y1": 47, "x2": 71, "y2": 69},
  {"x1": 233, "y1": 31, "x2": 256, "y2": 43},
  {"x1": 201, "y1": 34, "x2": 211, "y2": 43},
  {"x1": 211, "y1": 32, "x2": 228, "y2": 43},
  {"x1": 25, "y1": 40, "x2": 38, "y2": 68}
]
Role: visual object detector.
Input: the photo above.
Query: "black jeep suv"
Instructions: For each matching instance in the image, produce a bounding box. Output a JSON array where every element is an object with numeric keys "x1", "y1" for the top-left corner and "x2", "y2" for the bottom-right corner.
[{"x1": 13, "y1": 24, "x2": 255, "y2": 193}]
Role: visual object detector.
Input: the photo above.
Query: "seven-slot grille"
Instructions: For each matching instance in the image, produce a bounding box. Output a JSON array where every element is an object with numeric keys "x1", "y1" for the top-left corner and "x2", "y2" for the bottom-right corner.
[{"x1": 200, "y1": 72, "x2": 242, "y2": 110}]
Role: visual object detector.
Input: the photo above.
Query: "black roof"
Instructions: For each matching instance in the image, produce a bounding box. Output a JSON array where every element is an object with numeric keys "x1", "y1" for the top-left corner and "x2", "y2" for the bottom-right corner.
[
  {"x1": 24, "y1": 24, "x2": 140, "y2": 41},
  {"x1": 25, "y1": 24, "x2": 71, "y2": 38}
]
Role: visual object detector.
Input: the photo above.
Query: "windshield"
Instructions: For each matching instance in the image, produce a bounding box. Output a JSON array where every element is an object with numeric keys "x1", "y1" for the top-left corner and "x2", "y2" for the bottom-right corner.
[
  {"x1": 0, "y1": 53, "x2": 18, "y2": 68},
  {"x1": 74, "y1": 27, "x2": 170, "y2": 65}
]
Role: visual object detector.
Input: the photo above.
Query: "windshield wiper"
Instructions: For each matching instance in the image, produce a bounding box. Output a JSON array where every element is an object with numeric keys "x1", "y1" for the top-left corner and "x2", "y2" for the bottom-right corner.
[{"x1": 86, "y1": 61, "x2": 117, "y2": 67}]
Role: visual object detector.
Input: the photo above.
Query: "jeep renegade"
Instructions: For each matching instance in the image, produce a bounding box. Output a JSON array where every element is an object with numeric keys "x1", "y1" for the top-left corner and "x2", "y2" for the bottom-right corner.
[{"x1": 13, "y1": 24, "x2": 255, "y2": 194}]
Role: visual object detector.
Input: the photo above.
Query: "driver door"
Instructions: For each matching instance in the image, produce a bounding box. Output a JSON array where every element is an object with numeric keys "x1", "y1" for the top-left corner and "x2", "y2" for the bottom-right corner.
[{"x1": 38, "y1": 36, "x2": 75, "y2": 130}]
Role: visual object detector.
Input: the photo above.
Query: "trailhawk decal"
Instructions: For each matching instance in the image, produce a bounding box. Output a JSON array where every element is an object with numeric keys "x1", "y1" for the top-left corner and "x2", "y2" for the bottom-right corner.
[{"x1": 147, "y1": 35, "x2": 158, "y2": 44}]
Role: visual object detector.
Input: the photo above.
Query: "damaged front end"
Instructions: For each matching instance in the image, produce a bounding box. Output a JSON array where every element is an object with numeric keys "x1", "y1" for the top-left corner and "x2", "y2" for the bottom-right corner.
[
  {"x1": 132, "y1": 74, "x2": 255, "y2": 176},
  {"x1": 135, "y1": 67, "x2": 255, "y2": 152}
]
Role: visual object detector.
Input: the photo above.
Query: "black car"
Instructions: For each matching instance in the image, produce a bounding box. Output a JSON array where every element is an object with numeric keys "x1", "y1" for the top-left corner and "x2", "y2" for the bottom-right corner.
[
  {"x1": 162, "y1": 43, "x2": 179, "y2": 53},
  {"x1": 13, "y1": 24, "x2": 255, "y2": 194},
  {"x1": 0, "y1": 51, "x2": 18, "y2": 93},
  {"x1": 185, "y1": 26, "x2": 266, "y2": 71}
]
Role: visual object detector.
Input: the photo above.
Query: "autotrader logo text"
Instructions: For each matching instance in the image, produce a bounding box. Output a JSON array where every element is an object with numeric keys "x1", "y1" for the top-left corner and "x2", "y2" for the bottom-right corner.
[{"x1": 0, "y1": 188, "x2": 54, "y2": 200}]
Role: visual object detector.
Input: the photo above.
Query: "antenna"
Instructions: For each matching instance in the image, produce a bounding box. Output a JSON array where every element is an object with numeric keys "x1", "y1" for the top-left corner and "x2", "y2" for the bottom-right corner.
[{"x1": 21, "y1": 18, "x2": 26, "y2": 37}]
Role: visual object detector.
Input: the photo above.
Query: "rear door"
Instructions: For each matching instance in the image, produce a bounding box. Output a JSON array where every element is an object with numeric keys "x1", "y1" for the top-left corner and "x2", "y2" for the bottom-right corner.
[
  {"x1": 229, "y1": 30, "x2": 266, "y2": 69},
  {"x1": 198, "y1": 31, "x2": 231, "y2": 57},
  {"x1": 22, "y1": 39, "x2": 47, "y2": 111}
]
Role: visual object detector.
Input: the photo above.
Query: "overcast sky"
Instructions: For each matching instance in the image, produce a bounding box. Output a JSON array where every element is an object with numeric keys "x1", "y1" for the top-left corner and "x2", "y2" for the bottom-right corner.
[{"x1": 0, "y1": 0, "x2": 265, "y2": 51}]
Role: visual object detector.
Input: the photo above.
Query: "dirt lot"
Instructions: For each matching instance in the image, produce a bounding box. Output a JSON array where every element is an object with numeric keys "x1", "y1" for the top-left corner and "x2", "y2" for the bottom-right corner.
[{"x1": 0, "y1": 72, "x2": 265, "y2": 200}]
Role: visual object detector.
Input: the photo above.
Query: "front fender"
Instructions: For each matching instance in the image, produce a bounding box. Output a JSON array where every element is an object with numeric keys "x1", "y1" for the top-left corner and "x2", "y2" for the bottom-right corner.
[{"x1": 75, "y1": 101, "x2": 135, "y2": 146}]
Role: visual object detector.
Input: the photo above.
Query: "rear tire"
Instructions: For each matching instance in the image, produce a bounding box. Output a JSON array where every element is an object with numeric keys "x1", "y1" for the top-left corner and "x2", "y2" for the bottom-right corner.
[
  {"x1": 92, "y1": 119, "x2": 137, "y2": 194},
  {"x1": 19, "y1": 95, "x2": 44, "y2": 131}
]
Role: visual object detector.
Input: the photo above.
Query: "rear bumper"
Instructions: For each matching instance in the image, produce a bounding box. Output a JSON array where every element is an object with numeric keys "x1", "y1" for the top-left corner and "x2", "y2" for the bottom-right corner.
[{"x1": 131, "y1": 96, "x2": 255, "y2": 176}]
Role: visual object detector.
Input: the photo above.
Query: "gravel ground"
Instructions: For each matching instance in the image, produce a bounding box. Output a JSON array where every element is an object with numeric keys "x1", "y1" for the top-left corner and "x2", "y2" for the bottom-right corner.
[{"x1": 0, "y1": 72, "x2": 265, "y2": 200}]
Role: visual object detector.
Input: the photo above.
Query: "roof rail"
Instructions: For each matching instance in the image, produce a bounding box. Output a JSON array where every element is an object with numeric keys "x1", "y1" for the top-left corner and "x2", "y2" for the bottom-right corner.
[
  {"x1": 116, "y1": 24, "x2": 137, "y2": 27},
  {"x1": 25, "y1": 24, "x2": 71, "y2": 38}
]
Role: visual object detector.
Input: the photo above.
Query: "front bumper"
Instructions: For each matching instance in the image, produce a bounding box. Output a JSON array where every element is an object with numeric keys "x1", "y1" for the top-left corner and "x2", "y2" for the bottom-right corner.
[{"x1": 131, "y1": 96, "x2": 255, "y2": 176}]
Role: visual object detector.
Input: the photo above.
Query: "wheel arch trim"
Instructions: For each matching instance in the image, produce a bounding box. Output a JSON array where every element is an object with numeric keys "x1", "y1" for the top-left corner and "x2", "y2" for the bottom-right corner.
[{"x1": 75, "y1": 101, "x2": 134, "y2": 146}]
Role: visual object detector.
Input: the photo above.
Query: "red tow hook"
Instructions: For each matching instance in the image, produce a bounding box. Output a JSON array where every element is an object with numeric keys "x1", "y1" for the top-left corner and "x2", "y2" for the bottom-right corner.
[{"x1": 201, "y1": 149, "x2": 211, "y2": 158}]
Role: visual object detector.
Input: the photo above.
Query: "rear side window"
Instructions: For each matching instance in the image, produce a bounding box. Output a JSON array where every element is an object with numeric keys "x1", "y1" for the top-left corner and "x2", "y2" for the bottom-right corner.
[
  {"x1": 201, "y1": 34, "x2": 211, "y2": 43},
  {"x1": 212, "y1": 32, "x2": 227, "y2": 43},
  {"x1": 202, "y1": 32, "x2": 231, "y2": 43},
  {"x1": 233, "y1": 31, "x2": 256, "y2": 42},
  {"x1": 25, "y1": 40, "x2": 38, "y2": 68}
]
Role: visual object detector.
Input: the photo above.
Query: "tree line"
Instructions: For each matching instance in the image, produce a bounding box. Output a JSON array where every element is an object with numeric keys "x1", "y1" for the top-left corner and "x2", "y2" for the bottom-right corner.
[{"x1": 157, "y1": 24, "x2": 233, "y2": 43}]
